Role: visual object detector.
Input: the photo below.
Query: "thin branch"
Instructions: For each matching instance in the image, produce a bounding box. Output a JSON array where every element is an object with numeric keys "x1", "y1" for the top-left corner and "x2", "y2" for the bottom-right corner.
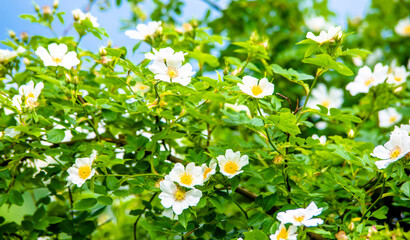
[{"x1": 199, "y1": 0, "x2": 222, "y2": 12}]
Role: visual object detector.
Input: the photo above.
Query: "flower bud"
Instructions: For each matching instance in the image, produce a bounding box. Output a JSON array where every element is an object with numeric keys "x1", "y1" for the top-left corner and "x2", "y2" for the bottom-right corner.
[
  {"x1": 73, "y1": 76, "x2": 79, "y2": 85},
  {"x1": 34, "y1": 4, "x2": 40, "y2": 13},
  {"x1": 8, "y1": 30, "x2": 16, "y2": 39},
  {"x1": 348, "y1": 129, "x2": 354, "y2": 138},
  {"x1": 273, "y1": 155, "x2": 284, "y2": 164},
  {"x1": 65, "y1": 73, "x2": 72, "y2": 83},
  {"x1": 99, "y1": 46, "x2": 107, "y2": 56},
  {"x1": 348, "y1": 221, "x2": 355, "y2": 231},
  {"x1": 53, "y1": 0, "x2": 59, "y2": 9},
  {"x1": 42, "y1": 6, "x2": 52, "y2": 15},
  {"x1": 23, "y1": 58, "x2": 30, "y2": 65},
  {"x1": 182, "y1": 23, "x2": 193, "y2": 32},
  {"x1": 73, "y1": 12, "x2": 80, "y2": 21},
  {"x1": 335, "y1": 231, "x2": 348, "y2": 240},
  {"x1": 20, "y1": 32, "x2": 29, "y2": 42}
]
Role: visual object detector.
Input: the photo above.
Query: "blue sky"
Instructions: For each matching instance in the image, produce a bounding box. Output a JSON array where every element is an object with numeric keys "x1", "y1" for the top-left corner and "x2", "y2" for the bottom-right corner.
[{"x1": 0, "y1": 0, "x2": 370, "y2": 62}]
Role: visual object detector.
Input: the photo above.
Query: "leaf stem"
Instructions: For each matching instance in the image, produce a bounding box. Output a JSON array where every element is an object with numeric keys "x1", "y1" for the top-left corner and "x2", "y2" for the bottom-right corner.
[
  {"x1": 254, "y1": 99, "x2": 281, "y2": 153},
  {"x1": 360, "y1": 175, "x2": 386, "y2": 223}
]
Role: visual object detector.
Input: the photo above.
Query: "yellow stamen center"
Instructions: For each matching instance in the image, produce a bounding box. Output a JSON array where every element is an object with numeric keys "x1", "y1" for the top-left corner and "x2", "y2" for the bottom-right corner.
[
  {"x1": 321, "y1": 100, "x2": 330, "y2": 108},
  {"x1": 404, "y1": 25, "x2": 410, "y2": 35},
  {"x1": 203, "y1": 167, "x2": 212, "y2": 180},
  {"x1": 365, "y1": 77, "x2": 374, "y2": 87},
  {"x1": 25, "y1": 92, "x2": 36, "y2": 106},
  {"x1": 167, "y1": 66, "x2": 179, "y2": 78},
  {"x1": 224, "y1": 161, "x2": 239, "y2": 174},
  {"x1": 78, "y1": 165, "x2": 91, "y2": 180},
  {"x1": 294, "y1": 215, "x2": 305, "y2": 222},
  {"x1": 180, "y1": 172, "x2": 193, "y2": 186},
  {"x1": 389, "y1": 116, "x2": 397, "y2": 123},
  {"x1": 174, "y1": 189, "x2": 186, "y2": 201},
  {"x1": 251, "y1": 85, "x2": 263, "y2": 96},
  {"x1": 52, "y1": 57, "x2": 63, "y2": 64},
  {"x1": 394, "y1": 76, "x2": 402, "y2": 82},
  {"x1": 277, "y1": 227, "x2": 288, "y2": 240},
  {"x1": 390, "y1": 146, "x2": 401, "y2": 159}
]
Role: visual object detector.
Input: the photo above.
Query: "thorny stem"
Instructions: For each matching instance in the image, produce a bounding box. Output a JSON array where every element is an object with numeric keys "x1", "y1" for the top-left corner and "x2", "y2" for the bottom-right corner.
[
  {"x1": 68, "y1": 186, "x2": 74, "y2": 219},
  {"x1": 134, "y1": 192, "x2": 158, "y2": 240}
]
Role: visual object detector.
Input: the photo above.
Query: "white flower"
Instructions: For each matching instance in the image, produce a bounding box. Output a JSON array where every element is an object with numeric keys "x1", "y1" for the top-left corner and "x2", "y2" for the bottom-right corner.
[
  {"x1": 315, "y1": 121, "x2": 328, "y2": 130},
  {"x1": 66, "y1": 150, "x2": 97, "y2": 187},
  {"x1": 371, "y1": 127, "x2": 410, "y2": 169},
  {"x1": 394, "y1": 18, "x2": 410, "y2": 37},
  {"x1": 201, "y1": 159, "x2": 217, "y2": 182},
  {"x1": 399, "y1": 120, "x2": 410, "y2": 135},
  {"x1": 352, "y1": 56, "x2": 363, "y2": 67},
  {"x1": 269, "y1": 223, "x2": 298, "y2": 240},
  {"x1": 237, "y1": 76, "x2": 274, "y2": 98},
  {"x1": 125, "y1": 21, "x2": 162, "y2": 40},
  {"x1": 306, "y1": 26, "x2": 342, "y2": 44},
  {"x1": 277, "y1": 202, "x2": 324, "y2": 227},
  {"x1": 145, "y1": 47, "x2": 186, "y2": 63},
  {"x1": 304, "y1": 16, "x2": 332, "y2": 32},
  {"x1": 225, "y1": 103, "x2": 251, "y2": 117},
  {"x1": 0, "y1": 49, "x2": 18, "y2": 63},
  {"x1": 12, "y1": 81, "x2": 44, "y2": 110},
  {"x1": 35, "y1": 43, "x2": 80, "y2": 69},
  {"x1": 4, "y1": 127, "x2": 21, "y2": 138},
  {"x1": 346, "y1": 63, "x2": 388, "y2": 96},
  {"x1": 168, "y1": 162, "x2": 203, "y2": 188},
  {"x1": 158, "y1": 179, "x2": 202, "y2": 215},
  {"x1": 378, "y1": 108, "x2": 402, "y2": 128},
  {"x1": 132, "y1": 82, "x2": 150, "y2": 94},
  {"x1": 72, "y1": 9, "x2": 99, "y2": 27},
  {"x1": 217, "y1": 149, "x2": 249, "y2": 178},
  {"x1": 306, "y1": 83, "x2": 343, "y2": 111},
  {"x1": 386, "y1": 66, "x2": 409, "y2": 85},
  {"x1": 147, "y1": 48, "x2": 195, "y2": 86},
  {"x1": 312, "y1": 134, "x2": 327, "y2": 145}
]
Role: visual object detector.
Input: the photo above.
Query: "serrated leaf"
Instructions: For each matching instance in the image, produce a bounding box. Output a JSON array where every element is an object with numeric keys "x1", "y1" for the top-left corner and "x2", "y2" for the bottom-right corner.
[
  {"x1": 244, "y1": 229, "x2": 269, "y2": 240},
  {"x1": 74, "y1": 198, "x2": 97, "y2": 211},
  {"x1": 46, "y1": 129, "x2": 65, "y2": 143}
]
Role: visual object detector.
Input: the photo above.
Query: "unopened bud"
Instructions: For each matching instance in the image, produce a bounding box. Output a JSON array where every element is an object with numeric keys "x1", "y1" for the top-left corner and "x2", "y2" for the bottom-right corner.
[
  {"x1": 107, "y1": 40, "x2": 112, "y2": 48},
  {"x1": 73, "y1": 12, "x2": 80, "y2": 21},
  {"x1": 230, "y1": 68, "x2": 239, "y2": 76},
  {"x1": 273, "y1": 155, "x2": 284, "y2": 164},
  {"x1": 335, "y1": 231, "x2": 348, "y2": 240},
  {"x1": 191, "y1": 19, "x2": 198, "y2": 28},
  {"x1": 367, "y1": 225, "x2": 377, "y2": 238},
  {"x1": 23, "y1": 58, "x2": 30, "y2": 65},
  {"x1": 182, "y1": 23, "x2": 193, "y2": 32},
  {"x1": 99, "y1": 46, "x2": 107, "y2": 56},
  {"x1": 8, "y1": 30, "x2": 16, "y2": 39},
  {"x1": 65, "y1": 73, "x2": 72, "y2": 83},
  {"x1": 20, "y1": 32, "x2": 29, "y2": 42},
  {"x1": 348, "y1": 129, "x2": 354, "y2": 138},
  {"x1": 348, "y1": 222, "x2": 355, "y2": 231},
  {"x1": 34, "y1": 4, "x2": 40, "y2": 13},
  {"x1": 394, "y1": 86, "x2": 403, "y2": 93},
  {"x1": 73, "y1": 76, "x2": 79, "y2": 85},
  {"x1": 42, "y1": 6, "x2": 52, "y2": 15},
  {"x1": 53, "y1": 0, "x2": 59, "y2": 9}
]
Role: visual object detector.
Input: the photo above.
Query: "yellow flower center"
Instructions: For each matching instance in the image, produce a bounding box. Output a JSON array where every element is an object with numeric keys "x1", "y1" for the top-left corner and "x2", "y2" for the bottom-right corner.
[
  {"x1": 52, "y1": 57, "x2": 63, "y2": 64},
  {"x1": 174, "y1": 189, "x2": 186, "y2": 201},
  {"x1": 180, "y1": 172, "x2": 193, "y2": 186},
  {"x1": 224, "y1": 161, "x2": 239, "y2": 174},
  {"x1": 167, "y1": 66, "x2": 179, "y2": 78},
  {"x1": 394, "y1": 76, "x2": 402, "y2": 82},
  {"x1": 139, "y1": 85, "x2": 149, "y2": 91},
  {"x1": 389, "y1": 116, "x2": 397, "y2": 123},
  {"x1": 251, "y1": 85, "x2": 263, "y2": 96},
  {"x1": 321, "y1": 100, "x2": 330, "y2": 108},
  {"x1": 404, "y1": 25, "x2": 410, "y2": 35},
  {"x1": 294, "y1": 215, "x2": 305, "y2": 222},
  {"x1": 25, "y1": 92, "x2": 37, "y2": 107},
  {"x1": 277, "y1": 227, "x2": 288, "y2": 240},
  {"x1": 203, "y1": 167, "x2": 212, "y2": 180},
  {"x1": 78, "y1": 165, "x2": 91, "y2": 180},
  {"x1": 365, "y1": 77, "x2": 374, "y2": 87},
  {"x1": 390, "y1": 146, "x2": 401, "y2": 159}
]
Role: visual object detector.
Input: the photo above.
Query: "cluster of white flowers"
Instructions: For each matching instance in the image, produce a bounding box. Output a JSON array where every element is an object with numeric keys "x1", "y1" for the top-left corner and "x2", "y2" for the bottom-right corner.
[
  {"x1": 387, "y1": 65, "x2": 409, "y2": 85},
  {"x1": 66, "y1": 150, "x2": 98, "y2": 187},
  {"x1": 306, "y1": 83, "x2": 343, "y2": 111},
  {"x1": 0, "y1": 46, "x2": 25, "y2": 63},
  {"x1": 72, "y1": 9, "x2": 100, "y2": 27},
  {"x1": 238, "y1": 76, "x2": 274, "y2": 98},
  {"x1": 269, "y1": 202, "x2": 323, "y2": 240},
  {"x1": 394, "y1": 18, "x2": 410, "y2": 37},
  {"x1": 145, "y1": 47, "x2": 195, "y2": 86},
  {"x1": 159, "y1": 149, "x2": 248, "y2": 215},
  {"x1": 36, "y1": 43, "x2": 80, "y2": 69},
  {"x1": 371, "y1": 122, "x2": 410, "y2": 169},
  {"x1": 12, "y1": 80, "x2": 44, "y2": 111},
  {"x1": 346, "y1": 63, "x2": 388, "y2": 96},
  {"x1": 125, "y1": 21, "x2": 162, "y2": 40},
  {"x1": 306, "y1": 26, "x2": 342, "y2": 45},
  {"x1": 378, "y1": 107, "x2": 402, "y2": 128}
]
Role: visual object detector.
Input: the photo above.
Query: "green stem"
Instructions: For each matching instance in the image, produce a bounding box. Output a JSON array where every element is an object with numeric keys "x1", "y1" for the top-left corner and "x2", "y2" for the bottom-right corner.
[
  {"x1": 94, "y1": 173, "x2": 161, "y2": 178},
  {"x1": 254, "y1": 99, "x2": 281, "y2": 153},
  {"x1": 296, "y1": 68, "x2": 325, "y2": 123},
  {"x1": 134, "y1": 192, "x2": 158, "y2": 240},
  {"x1": 360, "y1": 176, "x2": 386, "y2": 223},
  {"x1": 233, "y1": 199, "x2": 248, "y2": 219},
  {"x1": 353, "y1": 89, "x2": 376, "y2": 138}
]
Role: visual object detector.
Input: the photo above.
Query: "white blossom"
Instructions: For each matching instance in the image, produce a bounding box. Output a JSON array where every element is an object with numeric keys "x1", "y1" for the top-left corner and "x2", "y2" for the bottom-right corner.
[
  {"x1": 312, "y1": 134, "x2": 327, "y2": 145},
  {"x1": 306, "y1": 26, "x2": 342, "y2": 44},
  {"x1": 269, "y1": 223, "x2": 298, "y2": 240},
  {"x1": 394, "y1": 18, "x2": 410, "y2": 37},
  {"x1": 158, "y1": 179, "x2": 202, "y2": 215},
  {"x1": 36, "y1": 43, "x2": 80, "y2": 69},
  {"x1": 399, "y1": 120, "x2": 410, "y2": 135},
  {"x1": 168, "y1": 163, "x2": 204, "y2": 188},
  {"x1": 201, "y1": 159, "x2": 217, "y2": 182},
  {"x1": 12, "y1": 80, "x2": 44, "y2": 111},
  {"x1": 125, "y1": 21, "x2": 162, "y2": 40},
  {"x1": 66, "y1": 150, "x2": 97, "y2": 187},
  {"x1": 132, "y1": 82, "x2": 150, "y2": 94},
  {"x1": 304, "y1": 16, "x2": 332, "y2": 32},
  {"x1": 346, "y1": 63, "x2": 388, "y2": 96},
  {"x1": 217, "y1": 149, "x2": 249, "y2": 178},
  {"x1": 237, "y1": 76, "x2": 274, "y2": 98},
  {"x1": 378, "y1": 108, "x2": 402, "y2": 128},
  {"x1": 371, "y1": 127, "x2": 410, "y2": 169},
  {"x1": 306, "y1": 83, "x2": 343, "y2": 111},
  {"x1": 277, "y1": 202, "x2": 324, "y2": 227},
  {"x1": 0, "y1": 49, "x2": 18, "y2": 63},
  {"x1": 386, "y1": 66, "x2": 409, "y2": 85},
  {"x1": 145, "y1": 47, "x2": 186, "y2": 63},
  {"x1": 72, "y1": 9, "x2": 99, "y2": 27}
]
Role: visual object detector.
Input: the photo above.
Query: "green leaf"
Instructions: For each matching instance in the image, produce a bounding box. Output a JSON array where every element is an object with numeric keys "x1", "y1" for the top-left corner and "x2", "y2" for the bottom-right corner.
[
  {"x1": 178, "y1": 210, "x2": 191, "y2": 229},
  {"x1": 46, "y1": 129, "x2": 66, "y2": 143},
  {"x1": 273, "y1": 112, "x2": 301, "y2": 135},
  {"x1": 302, "y1": 54, "x2": 353, "y2": 76},
  {"x1": 36, "y1": 75, "x2": 61, "y2": 86},
  {"x1": 9, "y1": 190, "x2": 24, "y2": 206},
  {"x1": 244, "y1": 229, "x2": 269, "y2": 240},
  {"x1": 74, "y1": 198, "x2": 97, "y2": 211},
  {"x1": 401, "y1": 182, "x2": 410, "y2": 198},
  {"x1": 250, "y1": 117, "x2": 264, "y2": 127},
  {"x1": 97, "y1": 196, "x2": 113, "y2": 205},
  {"x1": 33, "y1": 206, "x2": 46, "y2": 222},
  {"x1": 262, "y1": 194, "x2": 277, "y2": 212},
  {"x1": 105, "y1": 47, "x2": 126, "y2": 57},
  {"x1": 106, "y1": 176, "x2": 119, "y2": 190},
  {"x1": 370, "y1": 206, "x2": 388, "y2": 219},
  {"x1": 247, "y1": 212, "x2": 266, "y2": 227}
]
